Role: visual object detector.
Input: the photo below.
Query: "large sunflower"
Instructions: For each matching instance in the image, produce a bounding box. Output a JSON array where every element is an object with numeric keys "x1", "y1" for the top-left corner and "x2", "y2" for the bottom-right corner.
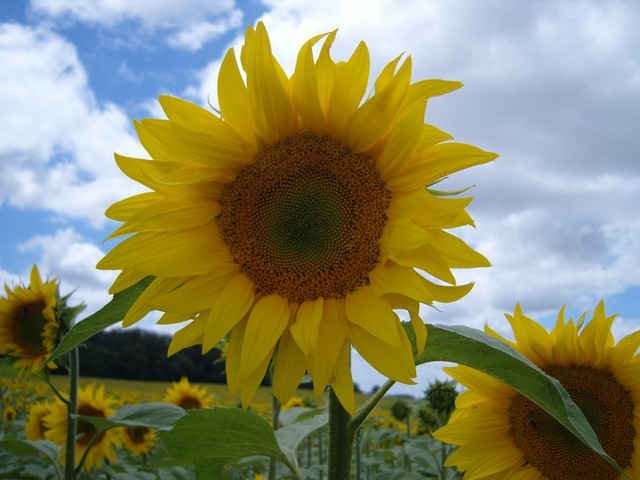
[
  {"x1": 98, "y1": 22, "x2": 496, "y2": 411},
  {"x1": 435, "y1": 301, "x2": 640, "y2": 480},
  {"x1": 163, "y1": 377, "x2": 213, "y2": 409},
  {"x1": 0, "y1": 265, "x2": 59, "y2": 372},
  {"x1": 45, "y1": 385, "x2": 119, "y2": 471},
  {"x1": 25, "y1": 400, "x2": 52, "y2": 441}
]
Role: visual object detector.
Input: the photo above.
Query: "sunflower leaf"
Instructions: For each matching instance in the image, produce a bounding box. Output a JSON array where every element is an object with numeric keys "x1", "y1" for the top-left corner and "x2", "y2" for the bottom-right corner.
[
  {"x1": 275, "y1": 412, "x2": 329, "y2": 470},
  {"x1": 48, "y1": 276, "x2": 154, "y2": 361},
  {"x1": 158, "y1": 408, "x2": 297, "y2": 473},
  {"x1": 418, "y1": 323, "x2": 624, "y2": 473},
  {"x1": 0, "y1": 439, "x2": 62, "y2": 479},
  {"x1": 74, "y1": 402, "x2": 185, "y2": 432}
]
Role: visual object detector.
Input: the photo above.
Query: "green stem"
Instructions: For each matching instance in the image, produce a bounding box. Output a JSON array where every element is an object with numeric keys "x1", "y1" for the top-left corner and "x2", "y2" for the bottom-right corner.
[
  {"x1": 269, "y1": 394, "x2": 280, "y2": 480},
  {"x1": 42, "y1": 370, "x2": 69, "y2": 406},
  {"x1": 349, "y1": 379, "x2": 395, "y2": 432},
  {"x1": 355, "y1": 429, "x2": 362, "y2": 480},
  {"x1": 64, "y1": 348, "x2": 79, "y2": 480},
  {"x1": 328, "y1": 388, "x2": 353, "y2": 480},
  {"x1": 74, "y1": 428, "x2": 103, "y2": 476}
]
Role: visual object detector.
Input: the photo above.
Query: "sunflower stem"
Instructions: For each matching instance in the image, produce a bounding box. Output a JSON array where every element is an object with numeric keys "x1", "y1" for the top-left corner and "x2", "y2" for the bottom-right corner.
[
  {"x1": 328, "y1": 388, "x2": 353, "y2": 480},
  {"x1": 269, "y1": 393, "x2": 280, "y2": 480},
  {"x1": 42, "y1": 369, "x2": 69, "y2": 406},
  {"x1": 349, "y1": 379, "x2": 395, "y2": 432},
  {"x1": 64, "y1": 348, "x2": 79, "y2": 480},
  {"x1": 74, "y1": 427, "x2": 103, "y2": 476}
]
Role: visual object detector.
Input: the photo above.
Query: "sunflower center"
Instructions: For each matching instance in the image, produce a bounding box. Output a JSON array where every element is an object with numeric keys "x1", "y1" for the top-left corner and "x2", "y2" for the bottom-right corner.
[
  {"x1": 509, "y1": 365, "x2": 635, "y2": 480},
  {"x1": 178, "y1": 395, "x2": 202, "y2": 409},
  {"x1": 12, "y1": 301, "x2": 47, "y2": 355},
  {"x1": 76, "y1": 405, "x2": 106, "y2": 447},
  {"x1": 126, "y1": 426, "x2": 150, "y2": 444},
  {"x1": 219, "y1": 133, "x2": 390, "y2": 303}
]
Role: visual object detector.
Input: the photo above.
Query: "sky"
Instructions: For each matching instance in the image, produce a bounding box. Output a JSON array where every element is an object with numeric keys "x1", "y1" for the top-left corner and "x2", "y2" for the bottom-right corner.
[{"x1": 1, "y1": 0, "x2": 639, "y2": 396}]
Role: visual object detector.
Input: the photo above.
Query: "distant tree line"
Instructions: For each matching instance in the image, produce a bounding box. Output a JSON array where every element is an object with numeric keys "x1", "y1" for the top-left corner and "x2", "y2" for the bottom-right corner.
[{"x1": 57, "y1": 329, "x2": 231, "y2": 383}]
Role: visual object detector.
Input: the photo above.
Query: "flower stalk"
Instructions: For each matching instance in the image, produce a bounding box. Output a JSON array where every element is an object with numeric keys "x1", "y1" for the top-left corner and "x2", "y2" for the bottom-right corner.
[
  {"x1": 64, "y1": 348, "x2": 79, "y2": 480},
  {"x1": 328, "y1": 388, "x2": 353, "y2": 480}
]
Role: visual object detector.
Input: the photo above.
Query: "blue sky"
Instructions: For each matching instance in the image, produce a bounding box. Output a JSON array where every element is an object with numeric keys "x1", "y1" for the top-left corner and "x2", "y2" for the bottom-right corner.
[{"x1": 1, "y1": 0, "x2": 639, "y2": 394}]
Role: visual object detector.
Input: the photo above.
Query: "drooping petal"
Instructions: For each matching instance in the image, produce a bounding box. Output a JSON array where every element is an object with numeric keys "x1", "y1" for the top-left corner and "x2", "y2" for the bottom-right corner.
[
  {"x1": 239, "y1": 294, "x2": 290, "y2": 379},
  {"x1": 345, "y1": 286, "x2": 402, "y2": 346},
  {"x1": 273, "y1": 330, "x2": 307, "y2": 403},
  {"x1": 330, "y1": 342, "x2": 356, "y2": 414},
  {"x1": 202, "y1": 273, "x2": 255, "y2": 353},
  {"x1": 290, "y1": 297, "x2": 324, "y2": 355}
]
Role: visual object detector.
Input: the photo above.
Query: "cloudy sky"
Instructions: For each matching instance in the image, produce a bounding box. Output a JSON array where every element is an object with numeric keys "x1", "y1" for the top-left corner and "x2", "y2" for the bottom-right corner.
[{"x1": 1, "y1": 0, "x2": 639, "y2": 395}]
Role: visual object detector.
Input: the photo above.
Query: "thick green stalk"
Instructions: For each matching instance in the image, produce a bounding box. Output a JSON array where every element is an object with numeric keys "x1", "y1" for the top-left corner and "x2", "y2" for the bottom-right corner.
[
  {"x1": 269, "y1": 394, "x2": 280, "y2": 480},
  {"x1": 64, "y1": 348, "x2": 79, "y2": 480},
  {"x1": 328, "y1": 388, "x2": 353, "y2": 480}
]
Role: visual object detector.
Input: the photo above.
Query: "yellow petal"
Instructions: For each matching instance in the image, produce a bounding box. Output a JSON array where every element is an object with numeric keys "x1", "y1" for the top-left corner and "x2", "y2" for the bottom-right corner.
[
  {"x1": 109, "y1": 270, "x2": 147, "y2": 295},
  {"x1": 325, "y1": 41, "x2": 369, "y2": 138},
  {"x1": 241, "y1": 349, "x2": 272, "y2": 409},
  {"x1": 168, "y1": 319, "x2": 204, "y2": 356},
  {"x1": 292, "y1": 32, "x2": 329, "y2": 131},
  {"x1": 105, "y1": 192, "x2": 162, "y2": 222},
  {"x1": 155, "y1": 270, "x2": 237, "y2": 314},
  {"x1": 158, "y1": 95, "x2": 219, "y2": 132},
  {"x1": 389, "y1": 244, "x2": 456, "y2": 285},
  {"x1": 350, "y1": 322, "x2": 416, "y2": 383},
  {"x1": 243, "y1": 22, "x2": 295, "y2": 144},
  {"x1": 30, "y1": 265, "x2": 44, "y2": 290},
  {"x1": 203, "y1": 273, "x2": 255, "y2": 353},
  {"x1": 374, "y1": 54, "x2": 404, "y2": 93},
  {"x1": 290, "y1": 297, "x2": 324, "y2": 355},
  {"x1": 506, "y1": 304, "x2": 552, "y2": 366},
  {"x1": 225, "y1": 319, "x2": 247, "y2": 395},
  {"x1": 346, "y1": 56, "x2": 411, "y2": 152},
  {"x1": 345, "y1": 286, "x2": 402, "y2": 346},
  {"x1": 239, "y1": 294, "x2": 290, "y2": 379},
  {"x1": 422, "y1": 229, "x2": 490, "y2": 269},
  {"x1": 218, "y1": 48, "x2": 255, "y2": 145},
  {"x1": 273, "y1": 330, "x2": 306, "y2": 403},
  {"x1": 308, "y1": 299, "x2": 349, "y2": 397},
  {"x1": 98, "y1": 224, "x2": 234, "y2": 277},
  {"x1": 404, "y1": 79, "x2": 463, "y2": 106},
  {"x1": 376, "y1": 99, "x2": 426, "y2": 179},
  {"x1": 387, "y1": 143, "x2": 497, "y2": 191},
  {"x1": 330, "y1": 342, "x2": 356, "y2": 414},
  {"x1": 157, "y1": 311, "x2": 193, "y2": 325},
  {"x1": 315, "y1": 30, "x2": 337, "y2": 116},
  {"x1": 105, "y1": 201, "x2": 219, "y2": 240},
  {"x1": 380, "y1": 218, "x2": 430, "y2": 254},
  {"x1": 122, "y1": 277, "x2": 185, "y2": 327}
]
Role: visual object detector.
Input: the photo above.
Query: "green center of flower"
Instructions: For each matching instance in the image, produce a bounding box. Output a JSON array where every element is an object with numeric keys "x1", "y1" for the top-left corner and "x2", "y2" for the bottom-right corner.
[
  {"x1": 13, "y1": 300, "x2": 47, "y2": 356},
  {"x1": 509, "y1": 366, "x2": 635, "y2": 480},
  {"x1": 219, "y1": 133, "x2": 390, "y2": 303},
  {"x1": 76, "y1": 404, "x2": 106, "y2": 447}
]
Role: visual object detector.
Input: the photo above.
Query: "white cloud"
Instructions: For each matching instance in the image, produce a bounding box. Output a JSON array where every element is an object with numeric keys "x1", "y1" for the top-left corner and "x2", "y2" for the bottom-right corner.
[
  {"x1": 30, "y1": 0, "x2": 243, "y2": 51},
  {"x1": 0, "y1": 23, "x2": 145, "y2": 226},
  {"x1": 17, "y1": 228, "x2": 115, "y2": 315}
]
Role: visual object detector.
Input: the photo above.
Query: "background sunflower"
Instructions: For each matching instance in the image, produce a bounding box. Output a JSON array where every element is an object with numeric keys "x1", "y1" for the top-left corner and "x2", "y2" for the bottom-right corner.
[
  {"x1": 163, "y1": 377, "x2": 213, "y2": 409},
  {"x1": 435, "y1": 301, "x2": 640, "y2": 480}
]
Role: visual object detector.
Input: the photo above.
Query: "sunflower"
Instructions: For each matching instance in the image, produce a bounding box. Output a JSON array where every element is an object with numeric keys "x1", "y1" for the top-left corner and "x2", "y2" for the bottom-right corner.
[
  {"x1": 45, "y1": 385, "x2": 119, "y2": 471},
  {"x1": 2, "y1": 406, "x2": 16, "y2": 422},
  {"x1": 434, "y1": 301, "x2": 640, "y2": 480},
  {"x1": 121, "y1": 425, "x2": 155, "y2": 456},
  {"x1": 0, "y1": 265, "x2": 59, "y2": 372},
  {"x1": 282, "y1": 396, "x2": 304, "y2": 410},
  {"x1": 163, "y1": 377, "x2": 213, "y2": 409},
  {"x1": 25, "y1": 400, "x2": 52, "y2": 440},
  {"x1": 98, "y1": 22, "x2": 496, "y2": 412}
]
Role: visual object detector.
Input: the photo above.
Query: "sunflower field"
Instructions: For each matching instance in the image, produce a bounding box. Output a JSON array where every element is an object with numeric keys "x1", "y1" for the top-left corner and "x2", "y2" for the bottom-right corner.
[{"x1": 1, "y1": 19, "x2": 639, "y2": 480}]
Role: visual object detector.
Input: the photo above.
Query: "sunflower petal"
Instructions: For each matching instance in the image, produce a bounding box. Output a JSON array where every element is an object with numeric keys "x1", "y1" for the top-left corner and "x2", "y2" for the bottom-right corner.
[
  {"x1": 330, "y1": 342, "x2": 356, "y2": 414},
  {"x1": 345, "y1": 286, "x2": 402, "y2": 346},
  {"x1": 290, "y1": 297, "x2": 324, "y2": 355},
  {"x1": 273, "y1": 330, "x2": 306, "y2": 403}
]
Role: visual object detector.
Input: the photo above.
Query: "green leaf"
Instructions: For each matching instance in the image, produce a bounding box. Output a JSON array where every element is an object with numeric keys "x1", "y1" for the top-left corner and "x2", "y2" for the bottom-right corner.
[
  {"x1": 275, "y1": 413, "x2": 328, "y2": 469},
  {"x1": 48, "y1": 277, "x2": 153, "y2": 361},
  {"x1": 0, "y1": 439, "x2": 62, "y2": 479},
  {"x1": 418, "y1": 323, "x2": 621, "y2": 472},
  {"x1": 75, "y1": 402, "x2": 185, "y2": 432},
  {"x1": 159, "y1": 408, "x2": 286, "y2": 466}
]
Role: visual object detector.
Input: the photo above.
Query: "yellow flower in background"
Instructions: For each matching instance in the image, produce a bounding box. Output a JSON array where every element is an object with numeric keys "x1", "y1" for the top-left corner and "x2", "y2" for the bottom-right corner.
[
  {"x1": 435, "y1": 301, "x2": 640, "y2": 480},
  {"x1": 164, "y1": 377, "x2": 213, "y2": 409},
  {"x1": 98, "y1": 21, "x2": 495, "y2": 412},
  {"x1": 0, "y1": 265, "x2": 59, "y2": 372},
  {"x1": 25, "y1": 400, "x2": 52, "y2": 440},
  {"x1": 282, "y1": 396, "x2": 305, "y2": 410},
  {"x1": 121, "y1": 426, "x2": 155, "y2": 456},
  {"x1": 45, "y1": 385, "x2": 119, "y2": 471},
  {"x1": 3, "y1": 406, "x2": 16, "y2": 422}
]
